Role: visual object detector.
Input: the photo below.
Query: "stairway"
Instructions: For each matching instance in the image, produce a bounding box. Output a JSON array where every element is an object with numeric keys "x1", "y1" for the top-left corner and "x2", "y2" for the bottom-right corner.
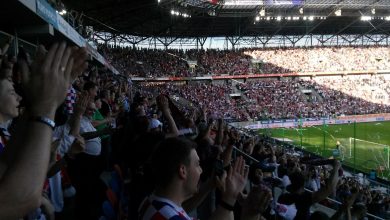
[{"x1": 298, "y1": 80, "x2": 323, "y2": 103}]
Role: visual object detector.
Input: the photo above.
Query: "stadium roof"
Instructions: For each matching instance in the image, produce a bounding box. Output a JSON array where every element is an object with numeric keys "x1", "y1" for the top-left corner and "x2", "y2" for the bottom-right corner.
[{"x1": 62, "y1": 0, "x2": 390, "y2": 37}]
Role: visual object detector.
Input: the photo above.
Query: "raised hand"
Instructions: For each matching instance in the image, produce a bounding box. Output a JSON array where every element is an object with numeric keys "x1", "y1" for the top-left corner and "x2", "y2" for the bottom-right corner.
[
  {"x1": 70, "y1": 47, "x2": 88, "y2": 80},
  {"x1": 0, "y1": 37, "x2": 15, "y2": 79},
  {"x1": 69, "y1": 135, "x2": 85, "y2": 155},
  {"x1": 19, "y1": 42, "x2": 74, "y2": 117},
  {"x1": 0, "y1": 55, "x2": 16, "y2": 80},
  {"x1": 156, "y1": 95, "x2": 169, "y2": 111},
  {"x1": 220, "y1": 144, "x2": 233, "y2": 167},
  {"x1": 221, "y1": 156, "x2": 249, "y2": 205},
  {"x1": 0, "y1": 36, "x2": 13, "y2": 58},
  {"x1": 74, "y1": 92, "x2": 90, "y2": 116},
  {"x1": 239, "y1": 184, "x2": 272, "y2": 216}
]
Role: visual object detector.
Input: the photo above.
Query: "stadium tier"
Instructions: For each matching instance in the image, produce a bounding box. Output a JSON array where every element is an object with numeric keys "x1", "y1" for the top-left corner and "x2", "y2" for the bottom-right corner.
[{"x1": 99, "y1": 45, "x2": 390, "y2": 78}]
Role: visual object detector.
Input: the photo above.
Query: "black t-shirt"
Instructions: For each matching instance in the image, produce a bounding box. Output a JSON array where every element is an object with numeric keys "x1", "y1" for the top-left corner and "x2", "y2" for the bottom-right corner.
[{"x1": 278, "y1": 191, "x2": 313, "y2": 220}]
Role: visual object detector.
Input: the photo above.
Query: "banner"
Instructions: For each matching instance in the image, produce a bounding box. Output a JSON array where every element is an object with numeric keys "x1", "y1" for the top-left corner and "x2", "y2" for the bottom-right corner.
[
  {"x1": 36, "y1": 0, "x2": 58, "y2": 28},
  {"x1": 242, "y1": 114, "x2": 390, "y2": 130},
  {"x1": 57, "y1": 15, "x2": 84, "y2": 47}
]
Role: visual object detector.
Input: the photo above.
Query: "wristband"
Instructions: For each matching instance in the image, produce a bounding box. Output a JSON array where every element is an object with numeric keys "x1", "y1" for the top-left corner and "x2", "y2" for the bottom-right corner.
[
  {"x1": 219, "y1": 200, "x2": 234, "y2": 211},
  {"x1": 31, "y1": 116, "x2": 55, "y2": 130}
]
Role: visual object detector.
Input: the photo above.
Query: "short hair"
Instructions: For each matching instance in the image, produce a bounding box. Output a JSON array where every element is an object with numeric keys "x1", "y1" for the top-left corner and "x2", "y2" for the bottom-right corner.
[
  {"x1": 151, "y1": 137, "x2": 197, "y2": 188},
  {"x1": 99, "y1": 89, "x2": 109, "y2": 99},
  {"x1": 83, "y1": 81, "x2": 97, "y2": 91},
  {"x1": 288, "y1": 171, "x2": 305, "y2": 191}
]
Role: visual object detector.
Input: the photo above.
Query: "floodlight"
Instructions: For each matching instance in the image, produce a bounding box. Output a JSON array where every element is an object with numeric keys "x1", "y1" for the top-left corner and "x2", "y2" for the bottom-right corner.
[
  {"x1": 59, "y1": 9, "x2": 67, "y2": 15},
  {"x1": 335, "y1": 9, "x2": 341, "y2": 16},
  {"x1": 259, "y1": 7, "x2": 265, "y2": 17}
]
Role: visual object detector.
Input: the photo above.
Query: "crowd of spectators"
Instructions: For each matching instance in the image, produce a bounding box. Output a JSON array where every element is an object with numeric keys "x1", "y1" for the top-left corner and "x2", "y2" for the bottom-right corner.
[
  {"x1": 131, "y1": 75, "x2": 390, "y2": 122},
  {"x1": 312, "y1": 75, "x2": 390, "y2": 105},
  {"x1": 98, "y1": 45, "x2": 256, "y2": 77},
  {"x1": 237, "y1": 79, "x2": 307, "y2": 119},
  {"x1": 238, "y1": 76, "x2": 390, "y2": 120},
  {"x1": 2, "y1": 31, "x2": 390, "y2": 220},
  {"x1": 99, "y1": 44, "x2": 390, "y2": 78},
  {"x1": 245, "y1": 46, "x2": 390, "y2": 73},
  {"x1": 160, "y1": 83, "x2": 250, "y2": 121},
  {"x1": 99, "y1": 46, "x2": 192, "y2": 77}
]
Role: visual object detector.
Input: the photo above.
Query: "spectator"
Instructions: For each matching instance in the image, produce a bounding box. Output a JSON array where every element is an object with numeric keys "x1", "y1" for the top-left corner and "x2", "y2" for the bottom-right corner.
[
  {"x1": 0, "y1": 42, "x2": 87, "y2": 219},
  {"x1": 138, "y1": 137, "x2": 249, "y2": 220},
  {"x1": 278, "y1": 160, "x2": 341, "y2": 220},
  {"x1": 0, "y1": 78, "x2": 21, "y2": 153}
]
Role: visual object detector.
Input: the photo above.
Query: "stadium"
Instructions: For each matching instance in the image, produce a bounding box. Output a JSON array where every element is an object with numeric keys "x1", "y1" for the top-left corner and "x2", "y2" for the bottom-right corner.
[{"x1": 0, "y1": 0, "x2": 389, "y2": 219}]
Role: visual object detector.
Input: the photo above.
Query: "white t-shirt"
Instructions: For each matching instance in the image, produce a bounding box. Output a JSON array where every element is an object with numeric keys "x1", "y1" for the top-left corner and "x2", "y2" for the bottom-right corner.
[
  {"x1": 282, "y1": 175, "x2": 291, "y2": 188},
  {"x1": 80, "y1": 116, "x2": 101, "y2": 156},
  {"x1": 53, "y1": 124, "x2": 75, "y2": 157}
]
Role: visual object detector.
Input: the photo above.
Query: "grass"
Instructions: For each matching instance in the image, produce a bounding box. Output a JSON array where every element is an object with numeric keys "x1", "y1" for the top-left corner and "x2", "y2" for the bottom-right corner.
[{"x1": 259, "y1": 121, "x2": 390, "y2": 180}]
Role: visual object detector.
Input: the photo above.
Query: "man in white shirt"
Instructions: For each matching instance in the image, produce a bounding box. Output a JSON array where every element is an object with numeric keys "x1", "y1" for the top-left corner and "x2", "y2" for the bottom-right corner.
[{"x1": 67, "y1": 101, "x2": 105, "y2": 220}]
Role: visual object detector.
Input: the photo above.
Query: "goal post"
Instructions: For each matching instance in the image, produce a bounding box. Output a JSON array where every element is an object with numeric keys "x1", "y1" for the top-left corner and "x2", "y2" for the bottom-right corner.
[{"x1": 339, "y1": 137, "x2": 390, "y2": 171}]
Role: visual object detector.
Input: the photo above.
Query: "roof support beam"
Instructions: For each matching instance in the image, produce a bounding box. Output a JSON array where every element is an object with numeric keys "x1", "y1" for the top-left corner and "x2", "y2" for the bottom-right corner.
[
  {"x1": 255, "y1": 35, "x2": 272, "y2": 47},
  {"x1": 226, "y1": 36, "x2": 242, "y2": 49},
  {"x1": 156, "y1": 36, "x2": 179, "y2": 49},
  {"x1": 285, "y1": 35, "x2": 304, "y2": 46},
  {"x1": 196, "y1": 37, "x2": 207, "y2": 49}
]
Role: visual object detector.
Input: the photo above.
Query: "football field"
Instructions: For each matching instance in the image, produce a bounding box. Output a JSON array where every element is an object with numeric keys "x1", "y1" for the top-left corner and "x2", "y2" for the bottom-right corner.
[{"x1": 259, "y1": 121, "x2": 390, "y2": 180}]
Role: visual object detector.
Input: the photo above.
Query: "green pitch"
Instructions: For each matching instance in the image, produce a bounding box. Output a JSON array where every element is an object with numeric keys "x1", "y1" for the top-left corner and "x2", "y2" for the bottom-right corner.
[{"x1": 259, "y1": 121, "x2": 390, "y2": 180}]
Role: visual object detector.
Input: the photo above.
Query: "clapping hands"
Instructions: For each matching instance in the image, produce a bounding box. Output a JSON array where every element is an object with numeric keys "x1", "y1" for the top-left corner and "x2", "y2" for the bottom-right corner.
[
  {"x1": 239, "y1": 184, "x2": 272, "y2": 217},
  {"x1": 216, "y1": 156, "x2": 249, "y2": 205},
  {"x1": 18, "y1": 42, "x2": 88, "y2": 117},
  {"x1": 74, "y1": 92, "x2": 90, "y2": 116}
]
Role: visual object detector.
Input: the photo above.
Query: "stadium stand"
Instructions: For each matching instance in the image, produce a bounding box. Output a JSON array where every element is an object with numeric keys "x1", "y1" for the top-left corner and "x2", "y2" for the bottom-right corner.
[{"x1": 98, "y1": 45, "x2": 390, "y2": 78}]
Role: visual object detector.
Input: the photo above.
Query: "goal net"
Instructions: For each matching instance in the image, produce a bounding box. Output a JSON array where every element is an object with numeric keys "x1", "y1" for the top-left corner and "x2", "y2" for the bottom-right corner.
[{"x1": 339, "y1": 137, "x2": 389, "y2": 171}]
